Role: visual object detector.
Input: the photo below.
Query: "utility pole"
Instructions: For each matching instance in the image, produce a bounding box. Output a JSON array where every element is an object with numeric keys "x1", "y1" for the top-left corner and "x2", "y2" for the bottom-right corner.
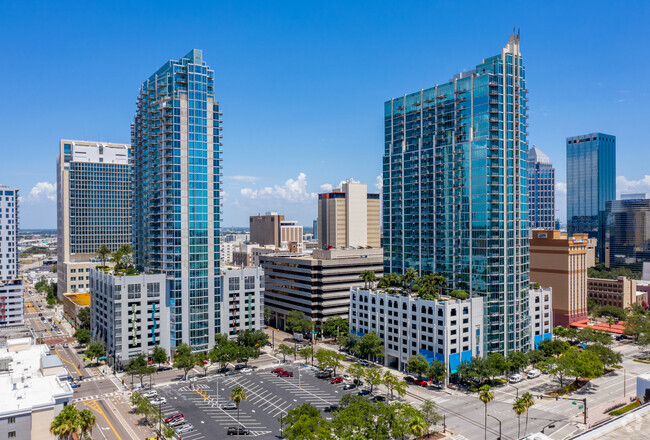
[
  {"x1": 583, "y1": 398, "x2": 588, "y2": 425},
  {"x1": 624, "y1": 368, "x2": 626, "y2": 397},
  {"x1": 487, "y1": 414, "x2": 501, "y2": 440}
]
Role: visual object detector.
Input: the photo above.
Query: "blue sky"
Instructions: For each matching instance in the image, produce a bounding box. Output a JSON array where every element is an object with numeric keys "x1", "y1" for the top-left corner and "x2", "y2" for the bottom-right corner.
[{"x1": 2, "y1": 1, "x2": 649, "y2": 228}]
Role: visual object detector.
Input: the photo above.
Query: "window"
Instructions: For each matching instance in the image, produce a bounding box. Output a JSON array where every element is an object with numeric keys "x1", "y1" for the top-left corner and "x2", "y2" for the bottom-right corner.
[
  {"x1": 229, "y1": 277, "x2": 240, "y2": 291},
  {"x1": 8, "y1": 432, "x2": 16, "y2": 438},
  {"x1": 244, "y1": 276, "x2": 255, "y2": 290},
  {"x1": 7, "y1": 417, "x2": 15, "y2": 424}
]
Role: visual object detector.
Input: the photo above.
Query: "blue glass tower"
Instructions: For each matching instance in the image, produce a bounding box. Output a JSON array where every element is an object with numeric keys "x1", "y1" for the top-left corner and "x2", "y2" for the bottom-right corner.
[
  {"x1": 383, "y1": 33, "x2": 530, "y2": 354},
  {"x1": 566, "y1": 133, "x2": 616, "y2": 245},
  {"x1": 528, "y1": 146, "x2": 555, "y2": 230},
  {"x1": 133, "y1": 49, "x2": 222, "y2": 352}
]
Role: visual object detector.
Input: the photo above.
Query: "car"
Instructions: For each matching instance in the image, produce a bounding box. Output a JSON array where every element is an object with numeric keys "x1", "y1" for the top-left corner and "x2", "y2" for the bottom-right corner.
[
  {"x1": 358, "y1": 360, "x2": 370, "y2": 366},
  {"x1": 414, "y1": 379, "x2": 428, "y2": 387},
  {"x1": 330, "y1": 377, "x2": 343, "y2": 384},
  {"x1": 271, "y1": 368, "x2": 286, "y2": 374},
  {"x1": 225, "y1": 370, "x2": 237, "y2": 376},
  {"x1": 239, "y1": 358, "x2": 249, "y2": 363},
  {"x1": 176, "y1": 424, "x2": 194, "y2": 434},
  {"x1": 526, "y1": 369, "x2": 541, "y2": 379},
  {"x1": 164, "y1": 413, "x2": 184, "y2": 423},
  {"x1": 71, "y1": 383, "x2": 80, "y2": 389},
  {"x1": 343, "y1": 383, "x2": 357, "y2": 390},
  {"x1": 221, "y1": 402, "x2": 238, "y2": 410},
  {"x1": 217, "y1": 367, "x2": 231, "y2": 374},
  {"x1": 278, "y1": 371, "x2": 294, "y2": 377},
  {"x1": 358, "y1": 389, "x2": 371, "y2": 396},
  {"x1": 150, "y1": 397, "x2": 167, "y2": 405},
  {"x1": 323, "y1": 405, "x2": 339, "y2": 412},
  {"x1": 65, "y1": 375, "x2": 73, "y2": 381},
  {"x1": 62, "y1": 343, "x2": 68, "y2": 348},
  {"x1": 353, "y1": 379, "x2": 364, "y2": 386},
  {"x1": 316, "y1": 371, "x2": 331, "y2": 379},
  {"x1": 49, "y1": 345, "x2": 55, "y2": 349},
  {"x1": 157, "y1": 365, "x2": 172, "y2": 372},
  {"x1": 227, "y1": 426, "x2": 251, "y2": 435},
  {"x1": 241, "y1": 368, "x2": 252, "y2": 373},
  {"x1": 509, "y1": 373, "x2": 523, "y2": 383},
  {"x1": 343, "y1": 374, "x2": 351, "y2": 380},
  {"x1": 372, "y1": 395, "x2": 386, "y2": 402},
  {"x1": 39, "y1": 313, "x2": 43, "y2": 317},
  {"x1": 142, "y1": 391, "x2": 158, "y2": 398},
  {"x1": 234, "y1": 364, "x2": 246, "y2": 370},
  {"x1": 40, "y1": 316, "x2": 45, "y2": 321},
  {"x1": 169, "y1": 418, "x2": 185, "y2": 428},
  {"x1": 404, "y1": 376, "x2": 415, "y2": 383}
]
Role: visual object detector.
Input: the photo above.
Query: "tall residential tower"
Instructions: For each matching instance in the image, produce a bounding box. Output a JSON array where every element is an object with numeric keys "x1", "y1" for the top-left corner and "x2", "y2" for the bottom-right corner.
[
  {"x1": 0, "y1": 185, "x2": 23, "y2": 327},
  {"x1": 383, "y1": 33, "x2": 530, "y2": 354},
  {"x1": 528, "y1": 146, "x2": 555, "y2": 230},
  {"x1": 133, "y1": 49, "x2": 222, "y2": 352}
]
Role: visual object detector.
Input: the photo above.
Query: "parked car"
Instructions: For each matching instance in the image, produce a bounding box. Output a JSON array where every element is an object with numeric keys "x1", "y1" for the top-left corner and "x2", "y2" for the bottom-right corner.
[
  {"x1": 353, "y1": 379, "x2": 364, "y2": 386},
  {"x1": 225, "y1": 370, "x2": 237, "y2": 376},
  {"x1": 241, "y1": 368, "x2": 253, "y2": 373},
  {"x1": 358, "y1": 389, "x2": 371, "y2": 396},
  {"x1": 316, "y1": 371, "x2": 332, "y2": 379},
  {"x1": 343, "y1": 383, "x2": 357, "y2": 390},
  {"x1": 271, "y1": 368, "x2": 285, "y2": 374},
  {"x1": 323, "y1": 405, "x2": 339, "y2": 412},
  {"x1": 71, "y1": 383, "x2": 81, "y2": 389},
  {"x1": 234, "y1": 364, "x2": 246, "y2": 370},
  {"x1": 331, "y1": 377, "x2": 343, "y2": 384},
  {"x1": 169, "y1": 418, "x2": 185, "y2": 428},
  {"x1": 414, "y1": 379, "x2": 428, "y2": 387},
  {"x1": 278, "y1": 371, "x2": 294, "y2": 377},
  {"x1": 404, "y1": 376, "x2": 415, "y2": 383},
  {"x1": 157, "y1": 365, "x2": 172, "y2": 372},
  {"x1": 62, "y1": 343, "x2": 68, "y2": 348},
  {"x1": 527, "y1": 369, "x2": 541, "y2": 379},
  {"x1": 217, "y1": 367, "x2": 231, "y2": 374},
  {"x1": 176, "y1": 424, "x2": 194, "y2": 434},
  {"x1": 227, "y1": 426, "x2": 251, "y2": 435},
  {"x1": 150, "y1": 397, "x2": 167, "y2": 405},
  {"x1": 372, "y1": 395, "x2": 386, "y2": 402},
  {"x1": 221, "y1": 402, "x2": 238, "y2": 410},
  {"x1": 142, "y1": 391, "x2": 157, "y2": 398},
  {"x1": 358, "y1": 360, "x2": 370, "y2": 366},
  {"x1": 509, "y1": 373, "x2": 523, "y2": 383},
  {"x1": 165, "y1": 413, "x2": 183, "y2": 423},
  {"x1": 49, "y1": 345, "x2": 54, "y2": 349}
]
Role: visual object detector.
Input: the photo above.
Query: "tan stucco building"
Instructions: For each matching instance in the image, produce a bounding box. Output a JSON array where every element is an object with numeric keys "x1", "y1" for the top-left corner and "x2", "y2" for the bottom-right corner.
[
  {"x1": 529, "y1": 230, "x2": 589, "y2": 327},
  {"x1": 588, "y1": 277, "x2": 648, "y2": 309}
]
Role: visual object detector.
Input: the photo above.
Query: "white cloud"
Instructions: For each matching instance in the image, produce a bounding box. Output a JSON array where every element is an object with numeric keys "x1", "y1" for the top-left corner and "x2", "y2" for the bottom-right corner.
[
  {"x1": 227, "y1": 175, "x2": 261, "y2": 183},
  {"x1": 240, "y1": 172, "x2": 317, "y2": 202},
  {"x1": 375, "y1": 174, "x2": 382, "y2": 192},
  {"x1": 320, "y1": 183, "x2": 333, "y2": 192},
  {"x1": 555, "y1": 181, "x2": 567, "y2": 195},
  {"x1": 617, "y1": 175, "x2": 650, "y2": 198},
  {"x1": 28, "y1": 182, "x2": 56, "y2": 202}
]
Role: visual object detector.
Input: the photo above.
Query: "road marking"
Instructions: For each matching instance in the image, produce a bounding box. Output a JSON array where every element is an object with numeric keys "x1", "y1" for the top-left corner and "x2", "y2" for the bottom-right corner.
[
  {"x1": 84, "y1": 399, "x2": 122, "y2": 440},
  {"x1": 55, "y1": 348, "x2": 83, "y2": 376}
]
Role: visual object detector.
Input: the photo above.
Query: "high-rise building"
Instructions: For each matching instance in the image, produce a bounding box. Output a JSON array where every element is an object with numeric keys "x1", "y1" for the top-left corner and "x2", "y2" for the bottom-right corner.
[
  {"x1": 566, "y1": 133, "x2": 616, "y2": 245},
  {"x1": 133, "y1": 49, "x2": 222, "y2": 352},
  {"x1": 312, "y1": 219, "x2": 318, "y2": 240},
  {"x1": 382, "y1": 33, "x2": 530, "y2": 354},
  {"x1": 221, "y1": 267, "x2": 264, "y2": 337},
  {"x1": 250, "y1": 212, "x2": 283, "y2": 247},
  {"x1": 528, "y1": 146, "x2": 555, "y2": 229},
  {"x1": 0, "y1": 185, "x2": 23, "y2": 327},
  {"x1": 318, "y1": 180, "x2": 381, "y2": 249},
  {"x1": 56, "y1": 141, "x2": 132, "y2": 297},
  {"x1": 603, "y1": 195, "x2": 650, "y2": 271},
  {"x1": 529, "y1": 230, "x2": 588, "y2": 327}
]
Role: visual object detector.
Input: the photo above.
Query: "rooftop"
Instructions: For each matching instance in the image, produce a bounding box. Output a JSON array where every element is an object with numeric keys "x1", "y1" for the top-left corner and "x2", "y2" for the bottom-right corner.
[{"x1": 64, "y1": 292, "x2": 90, "y2": 306}]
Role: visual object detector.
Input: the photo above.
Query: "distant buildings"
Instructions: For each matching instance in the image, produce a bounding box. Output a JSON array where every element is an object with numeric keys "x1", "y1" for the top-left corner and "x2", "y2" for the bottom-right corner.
[
  {"x1": 250, "y1": 212, "x2": 302, "y2": 252},
  {"x1": 529, "y1": 230, "x2": 589, "y2": 326},
  {"x1": 382, "y1": 33, "x2": 530, "y2": 354},
  {"x1": 221, "y1": 267, "x2": 264, "y2": 337},
  {"x1": 133, "y1": 49, "x2": 222, "y2": 351},
  {"x1": 587, "y1": 276, "x2": 648, "y2": 309},
  {"x1": 566, "y1": 133, "x2": 616, "y2": 247},
  {"x1": 317, "y1": 180, "x2": 380, "y2": 249},
  {"x1": 261, "y1": 248, "x2": 383, "y2": 330},
  {"x1": 0, "y1": 185, "x2": 23, "y2": 327},
  {"x1": 528, "y1": 146, "x2": 555, "y2": 230},
  {"x1": 603, "y1": 195, "x2": 650, "y2": 271},
  {"x1": 56, "y1": 140, "x2": 132, "y2": 296}
]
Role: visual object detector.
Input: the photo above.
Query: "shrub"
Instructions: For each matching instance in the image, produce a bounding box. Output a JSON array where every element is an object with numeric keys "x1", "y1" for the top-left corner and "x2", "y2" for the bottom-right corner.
[{"x1": 609, "y1": 400, "x2": 640, "y2": 416}]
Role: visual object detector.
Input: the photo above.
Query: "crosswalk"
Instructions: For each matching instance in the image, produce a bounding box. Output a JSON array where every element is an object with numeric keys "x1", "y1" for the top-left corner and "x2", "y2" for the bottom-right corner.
[{"x1": 73, "y1": 392, "x2": 119, "y2": 403}]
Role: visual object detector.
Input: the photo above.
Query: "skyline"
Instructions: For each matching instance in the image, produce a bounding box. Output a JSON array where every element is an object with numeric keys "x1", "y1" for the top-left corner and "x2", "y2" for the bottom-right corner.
[{"x1": 2, "y1": 1, "x2": 650, "y2": 228}]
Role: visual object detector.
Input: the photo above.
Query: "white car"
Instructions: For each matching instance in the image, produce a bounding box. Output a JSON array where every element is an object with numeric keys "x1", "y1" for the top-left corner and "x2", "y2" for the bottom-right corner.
[
  {"x1": 241, "y1": 368, "x2": 252, "y2": 373},
  {"x1": 176, "y1": 424, "x2": 194, "y2": 434},
  {"x1": 527, "y1": 369, "x2": 541, "y2": 379},
  {"x1": 150, "y1": 397, "x2": 167, "y2": 405},
  {"x1": 142, "y1": 391, "x2": 157, "y2": 398},
  {"x1": 169, "y1": 418, "x2": 185, "y2": 427},
  {"x1": 509, "y1": 373, "x2": 523, "y2": 383}
]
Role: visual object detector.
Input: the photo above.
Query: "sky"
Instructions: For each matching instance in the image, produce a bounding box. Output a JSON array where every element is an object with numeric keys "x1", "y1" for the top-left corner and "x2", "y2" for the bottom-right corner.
[{"x1": 1, "y1": 0, "x2": 649, "y2": 229}]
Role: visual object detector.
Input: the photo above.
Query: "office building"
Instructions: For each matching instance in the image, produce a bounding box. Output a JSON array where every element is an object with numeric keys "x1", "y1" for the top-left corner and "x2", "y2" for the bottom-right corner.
[
  {"x1": 262, "y1": 248, "x2": 383, "y2": 329},
  {"x1": 90, "y1": 269, "x2": 170, "y2": 365},
  {"x1": 318, "y1": 180, "x2": 381, "y2": 249},
  {"x1": 349, "y1": 288, "x2": 484, "y2": 378},
  {"x1": 0, "y1": 339, "x2": 74, "y2": 440},
  {"x1": 587, "y1": 277, "x2": 647, "y2": 309},
  {"x1": 280, "y1": 220, "x2": 303, "y2": 252},
  {"x1": 566, "y1": 133, "x2": 616, "y2": 243},
  {"x1": 312, "y1": 219, "x2": 318, "y2": 240},
  {"x1": 603, "y1": 195, "x2": 650, "y2": 271},
  {"x1": 528, "y1": 146, "x2": 555, "y2": 229},
  {"x1": 133, "y1": 49, "x2": 222, "y2": 351},
  {"x1": 56, "y1": 141, "x2": 132, "y2": 297},
  {"x1": 250, "y1": 212, "x2": 302, "y2": 251},
  {"x1": 221, "y1": 267, "x2": 264, "y2": 337},
  {"x1": 529, "y1": 285, "x2": 553, "y2": 347},
  {"x1": 0, "y1": 186, "x2": 22, "y2": 327},
  {"x1": 529, "y1": 230, "x2": 588, "y2": 326},
  {"x1": 383, "y1": 33, "x2": 530, "y2": 354}
]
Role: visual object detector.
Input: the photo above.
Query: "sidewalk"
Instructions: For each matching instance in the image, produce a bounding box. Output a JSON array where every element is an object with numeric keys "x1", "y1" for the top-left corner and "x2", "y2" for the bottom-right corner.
[{"x1": 579, "y1": 393, "x2": 638, "y2": 427}]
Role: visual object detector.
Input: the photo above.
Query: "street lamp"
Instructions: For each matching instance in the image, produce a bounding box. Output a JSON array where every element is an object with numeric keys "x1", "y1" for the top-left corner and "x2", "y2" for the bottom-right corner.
[{"x1": 487, "y1": 414, "x2": 502, "y2": 440}]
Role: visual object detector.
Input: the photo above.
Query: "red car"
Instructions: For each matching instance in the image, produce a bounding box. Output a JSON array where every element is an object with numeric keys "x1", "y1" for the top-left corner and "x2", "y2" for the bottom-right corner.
[
  {"x1": 278, "y1": 371, "x2": 294, "y2": 377},
  {"x1": 414, "y1": 379, "x2": 428, "y2": 387},
  {"x1": 165, "y1": 413, "x2": 183, "y2": 423},
  {"x1": 271, "y1": 368, "x2": 285, "y2": 374},
  {"x1": 331, "y1": 377, "x2": 343, "y2": 384}
]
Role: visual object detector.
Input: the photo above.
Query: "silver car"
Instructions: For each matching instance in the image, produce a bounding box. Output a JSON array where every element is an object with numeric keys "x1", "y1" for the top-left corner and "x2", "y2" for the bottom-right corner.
[{"x1": 176, "y1": 424, "x2": 194, "y2": 434}]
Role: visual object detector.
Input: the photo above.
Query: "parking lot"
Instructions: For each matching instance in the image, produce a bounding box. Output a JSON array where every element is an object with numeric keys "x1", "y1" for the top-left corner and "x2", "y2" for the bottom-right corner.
[{"x1": 154, "y1": 363, "x2": 366, "y2": 439}]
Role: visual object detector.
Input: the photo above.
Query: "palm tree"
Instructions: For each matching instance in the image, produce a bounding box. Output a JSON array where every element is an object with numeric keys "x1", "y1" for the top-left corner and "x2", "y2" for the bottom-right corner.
[
  {"x1": 478, "y1": 385, "x2": 494, "y2": 440},
  {"x1": 521, "y1": 392, "x2": 535, "y2": 436},
  {"x1": 77, "y1": 409, "x2": 96, "y2": 440},
  {"x1": 359, "y1": 270, "x2": 377, "y2": 289},
  {"x1": 96, "y1": 245, "x2": 111, "y2": 268},
  {"x1": 607, "y1": 316, "x2": 615, "y2": 330},
  {"x1": 410, "y1": 417, "x2": 428, "y2": 439},
  {"x1": 230, "y1": 385, "x2": 247, "y2": 435},
  {"x1": 50, "y1": 405, "x2": 80, "y2": 439},
  {"x1": 513, "y1": 396, "x2": 527, "y2": 438},
  {"x1": 431, "y1": 273, "x2": 449, "y2": 297},
  {"x1": 402, "y1": 267, "x2": 419, "y2": 290}
]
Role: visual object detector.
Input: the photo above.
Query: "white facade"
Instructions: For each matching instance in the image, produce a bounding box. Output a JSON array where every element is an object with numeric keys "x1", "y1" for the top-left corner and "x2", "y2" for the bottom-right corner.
[
  {"x1": 349, "y1": 288, "x2": 484, "y2": 378},
  {"x1": 220, "y1": 267, "x2": 264, "y2": 337},
  {"x1": 529, "y1": 286, "x2": 553, "y2": 347},
  {"x1": 0, "y1": 186, "x2": 23, "y2": 327},
  {"x1": 221, "y1": 241, "x2": 241, "y2": 266},
  {"x1": 90, "y1": 270, "x2": 170, "y2": 364},
  {"x1": 343, "y1": 181, "x2": 369, "y2": 248},
  {"x1": 280, "y1": 220, "x2": 303, "y2": 252}
]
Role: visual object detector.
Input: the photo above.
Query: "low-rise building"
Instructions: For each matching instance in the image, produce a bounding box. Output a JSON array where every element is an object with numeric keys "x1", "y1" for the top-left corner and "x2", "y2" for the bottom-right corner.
[
  {"x1": 0, "y1": 338, "x2": 74, "y2": 440},
  {"x1": 61, "y1": 292, "x2": 90, "y2": 330},
  {"x1": 529, "y1": 285, "x2": 553, "y2": 347},
  {"x1": 587, "y1": 276, "x2": 645, "y2": 309},
  {"x1": 348, "y1": 288, "x2": 484, "y2": 378},
  {"x1": 0, "y1": 280, "x2": 23, "y2": 327},
  {"x1": 90, "y1": 270, "x2": 170, "y2": 366},
  {"x1": 220, "y1": 267, "x2": 264, "y2": 337}
]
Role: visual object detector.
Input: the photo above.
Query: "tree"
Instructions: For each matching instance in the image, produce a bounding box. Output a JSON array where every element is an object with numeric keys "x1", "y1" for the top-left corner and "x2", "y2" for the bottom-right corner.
[
  {"x1": 420, "y1": 400, "x2": 443, "y2": 434},
  {"x1": 314, "y1": 349, "x2": 345, "y2": 376},
  {"x1": 513, "y1": 396, "x2": 526, "y2": 439},
  {"x1": 406, "y1": 355, "x2": 429, "y2": 379},
  {"x1": 126, "y1": 353, "x2": 157, "y2": 388},
  {"x1": 521, "y1": 392, "x2": 535, "y2": 436},
  {"x1": 430, "y1": 273, "x2": 449, "y2": 297},
  {"x1": 280, "y1": 403, "x2": 330, "y2": 440},
  {"x1": 526, "y1": 349, "x2": 546, "y2": 368},
  {"x1": 507, "y1": 351, "x2": 528, "y2": 373},
  {"x1": 96, "y1": 245, "x2": 111, "y2": 268},
  {"x1": 131, "y1": 391, "x2": 155, "y2": 425},
  {"x1": 478, "y1": 385, "x2": 494, "y2": 440},
  {"x1": 538, "y1": 339, "x2": 569, "y2": 357},
  {"x1": 377, "y1": 273, "x2": 402, "y2": 289},
  {"x1": 210, "y1": 337, "x2": 241, "y2": 369},
  {"x1": 357, "y1": 332, "x2": 384, "y2": 361},
  {"x1": 151, "y1": 345, "x2": 168, "y2": 367},
  {"x1": 275, "y1": 344, "x2": 296, "y2": 363},
  {"x1": 426, "y1": 360, "x2": 447, "y2": 385},
  {"x1": 85, "y1": 342, "x2": 105, "y2": 364},
  {"x1": 359, "y1": 270, "x2": 377, "y2": 289},
  {"x1": 346, "y1": 363, "x2": 366, "y2": 384},
  {"x1": 196, "y1": 352, "x2": 210, "y2": 376},
  {"x1": 572, "y1": 349, "x2": 604, "y2": 379},
  {"x1": 74, "y1": 328, "x2": 91, "y2": 346},
  {"x1": 402, "y1": 267, "x2": 419, "y2": 289},
  {"x1": 382, "y1": 370, "x2": 398, "y2": 400},
  {"x1": 264, "y1": 307, "x2": 271, "y2": 324},
  {"x1": 50, "y1": 405, "x2": 78, "y2": 439},
  {"x1": 51, "y1": 263, "x2": 57, "y2": 273},
  {"x1": 230, "y1": 385, "x2": 247, "y2": 433},
  {"x1": 77, "y1": 307, "x2": 91, "y2": 330},
  {"x1": 286, "y1": 310, "x2": 314, "y2": 334},
  {"x1": 237, "y1": 329, "x2": 269, "y2": 349},
  {"x1": 299, "y1": 347, "x2": 314, "y2": 365},
  {"x1": 486, "y1": 352, "x2": 508, "y2": 377},
  {"x1": 364, "y1": 367, "x2": 383, "y2": 394},
  {"x1": 77, "y1": 409, "x2": 96, "y2": 440},
  {"x1": 586, "y1": 343, "x2": 623, "y2": 368},
  {"x1": 339, "y1": 332, "x2": 360, "y2": 352},
  {"x1": 449, "y1": 289, "x2": 470, "y2": 300},
  {"x1": 578, "y1": 327, "x2": 613, "y2": 345},
  {"x1": 321, "y1": 316, "x2": 349, "y2": 338},
  {"x1": 173, "y1": 343, "x2": 196, "y2": 380}
]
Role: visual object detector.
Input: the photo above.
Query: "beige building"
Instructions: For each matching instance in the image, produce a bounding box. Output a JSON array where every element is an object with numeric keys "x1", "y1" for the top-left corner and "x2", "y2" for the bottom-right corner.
[
  {"x1": 261, "y1": 247, "x2": 383, "y2": 329},
  {"x1": 250, "y1": 212, "x2": 302, "y2": 251},
  {"x1": 317, "y1": 180, "x2": 380, "y2": 249},
  {"x1": 586, "y1": 238, "x2": 598, "y2": 268},
  {"x1": 529, "y1": 230, "x2": 589, "y2": 327},
  {"x1": 57, "y1": 140, "x2": 132, "y2": 297},
  {"x1": 588, "y1": 276, "x2": 647, "y2": 309}
]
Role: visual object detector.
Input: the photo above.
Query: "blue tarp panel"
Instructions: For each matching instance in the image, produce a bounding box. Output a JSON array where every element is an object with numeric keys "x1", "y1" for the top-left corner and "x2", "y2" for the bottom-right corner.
[
  {"x1": 419, "y1": 348, "x2": 435, "y2": 363},
  {"x1": 449, "y1": 352, "x2": 461, "y2": 374},
  {"x1": 534, "y1": 334, "x2": 544, "y2": 349},
  {"x1": 461, "y1": 350, "x2": 473, "y2": 363},
  {"x1": 434, "y1": 352, "x2": 445, "y2": 363},
  {"x1": 543, "y1": 332, "x2": 553, "y2": 341},
  {"x1": 350, "y1": 329, "x2": 364, "y2": 337}
]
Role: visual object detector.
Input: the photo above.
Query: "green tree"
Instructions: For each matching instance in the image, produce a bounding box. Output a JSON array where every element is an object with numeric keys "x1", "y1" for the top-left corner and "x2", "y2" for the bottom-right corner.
[
  {"x1": 578, "y1": 327, "x2": 613, "y2": 345},
  {"x1": 321, "y1": 316, "x2": 349, "y2": 338},
  {"x1": 230, "y1": 385, "x2": 247, "y2": 433},
  {"x1": 275, "y1": 344, "x2": 296, "y2": 363},
  {"x1": 507, "y1": 351, "x2": 529, "y2": 373},
  {"x1": 486, "y1": 352, "x2": 508, "y2": 377},
  {"x1": 364, "y1": 367, "x2": 383, "y2": 394},
  {"x1": 77, "y1": 408, "x2": 96, "y2": 440},
  {"x1": 331, "y1": 394, "x2": 384, "y2": 439},
  {"x1": 382, "y1": 370, "x2": 399, "y2": 400},
  {"x1": 237, "y1": 329, "x2": 269, "y2": 349},
  {"x1": 513, "y1": 396, "x2": 527, "y2": 439},
  {"x1": 84, "y1": 342, "x2": 105, "y2": 364},
  {"x1": 210, "y1": 336, "x2": 240, "y2": 369},
  {"x1": 586, "y1": 343, "x2": 623, "y2": 368},
  {"x1": 359, "y1": 270, "x2": 377, "y2": 289},
  {"x1": 96, "y1": 244, "x2": 111, "y2": 268},
  {"x1": 173, "y1": 342, "x2": 196, "y2": 380},
  {"x1": 357, "y1": 332, "x2": 384, "y2": 361},
  {"x1": 526, "y1": 349, "x2": 547, "y2": 368},
  {"x1": 77, "y1": 307, "x2": 90, "y2": 330},
  {"x1": 478, "y1": 385, "x2": 494, "y2": 440},
  {"x1": 196, "y1": 352, "x2": 211, "y2": 376},
  {"x1": 264, "y1": 307, "x2": 271, "y2": 324},
  {"x1": 573, "y1": 349, "x2": 604, "y2": 379},
  {"x1": 151, "y1": 345, "x2": 168, "y2": 367},
  {"x1": 449, "y1": 289, "x2": 470, "y2": 299},
  {"x1": 521, "y1": 392, "x2": 535, "y2": 436},
  {"x1": 126, "y1": 353, "x2": 157, "y2": 388},
  {"x1": 339, "y1": 332, "x2": 360, "y2": 352},
  {"x1": 426, "y1": 360, "x2": 447, "y2": 385},
  {"x1": 50, "y1": 404, "x2": 95, "y2": 440},
  {"x1": 402, "y1": 267, "x2": 419, "y2": 289},
  {"x1": 377, "y1": 273, "x2": 402, "y2": 289},
  {"x1": 346, "y1": 363, "x2": 366, "y2": 384},
  {"x1": 314, "y1": 349, "x2": 345, "y2": 376},
  {"x1": 74, "y1": 328, "x2": 91, "y2": 346},
  {"x1": 420, "y1": 400, "x2": 443, "y2": 434},
  {"x1": 280, "y1": 403, "x2": 330, "y2": 440},
  {"x1": 286, "y1": 310, "x2": 314, "y2": 334},
  {"x1": 538, "y1": 338, "x2": 570, "y2": 357},
  {"x1": 406, "y1": 355, "x2": 429, "y2": 379},
  {"x1": 299, "y1": 347, "x2": 314, "y2": 365}
]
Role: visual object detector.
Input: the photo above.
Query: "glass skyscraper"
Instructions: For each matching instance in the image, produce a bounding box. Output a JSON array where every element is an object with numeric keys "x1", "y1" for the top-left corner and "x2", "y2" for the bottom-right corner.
[
  {"x1": 528, "y1": 146, "x2": 555, "y2": 229},
  {"x1": 383, "y1": 33, "x2": 530, "y2": 355},
  {"x1": 133, "y1": 49, "x2": 222, "y2": 352},
  {"x1": 566, "y1": 133, "x2": 616, "y2": 241},
  {"x1": 603, "y1": 195, "x2": 650, "y2": 271}
]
